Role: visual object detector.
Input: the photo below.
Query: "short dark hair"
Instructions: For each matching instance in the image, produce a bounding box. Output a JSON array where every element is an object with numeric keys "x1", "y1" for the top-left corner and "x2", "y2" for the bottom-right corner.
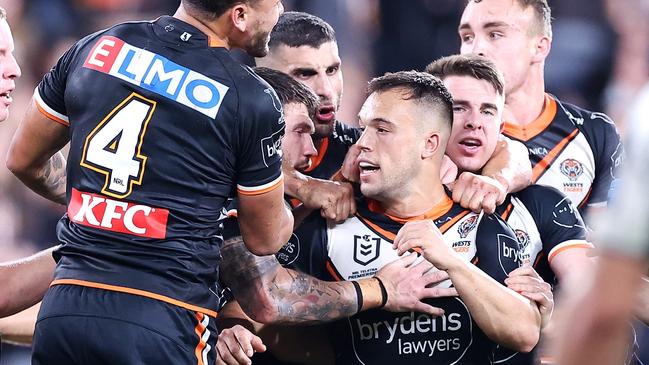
[
  {"x1": 269, "y1": 11, "x2": 336, "y2": 49},
  {"x1": 254, "y1": 67, "x2": 319, "y2": 120},
  {"x1": 468, "y1": 0, "x2": 552, "y2": 37},
  {"x1": 0, "y1": 7, "x2": 6, "y2": 21},
  {"x1": 182, "y1": 0, "x2": 260, "y2": 20},
  {"x1": 367, "y1": 71, "x2": 453, "y2": 130},
  {"x1": 425, "y1": 54, "x2": 505, "y2": 97}
]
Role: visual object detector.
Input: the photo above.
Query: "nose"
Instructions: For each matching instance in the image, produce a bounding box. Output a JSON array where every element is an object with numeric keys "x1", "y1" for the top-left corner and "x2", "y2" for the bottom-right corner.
[
  {"x1": 466, "y1": 36, "x2": 486, "y2": 58},
  {"x1": 312, "y1": 73, "x2": 334, "y2": 103},
  {"x1": 303, "y1": 135, "x2": 317, "y2": 157},
  {"x1": 465, "y1": 111, "x2": 483, "y2": 130},
  {"x1": 3, "y1": 54, "x2": 21, "y2": 80},
  {"x1": 356, "y1": 128, "x2": 373, "y2": 151}
]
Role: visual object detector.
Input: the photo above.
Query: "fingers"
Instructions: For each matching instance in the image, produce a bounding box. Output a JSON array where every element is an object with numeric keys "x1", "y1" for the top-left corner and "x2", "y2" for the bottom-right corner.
[
  {"x1": 411, "y1": 302, "x2": 446, "y2": 317},
  {"x1": 479, "y1": 191, "x2": 498, "y2": 215},
  {"x1": 421, "y1": 286, "x2": 458, "y2": 299},
  {"x1": 216, "y1": 326, "x2": 265, "y2": 365},
  {"x1": 421, "y1": 270, "x2": 450, "y2": 285},
  {"x1": 507, "y1": 265, "x2": 540, "y2": 278}
]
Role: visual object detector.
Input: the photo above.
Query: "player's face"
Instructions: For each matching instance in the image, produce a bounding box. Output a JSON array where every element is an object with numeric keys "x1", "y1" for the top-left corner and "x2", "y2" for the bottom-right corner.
[
  {"x1": 444, "y1": 75, "x2": 504, "y2": 174},
  {"x1": 263, "y1": 42, "x2": 343, "y2": 139},
  {"x1": 281, "y1": 102, "x2": 317, "y2": 171},
  {"x1": 458, "y1": 0, "x2": 542, "y2": 95},
  {"x1": 0, "y1": 19, "x2": 20, "y2": 123},
  {"x1": 244, "y1": 0, "x2": 284, "y2": 57},
  {"x1": 356, "y1": 90, "x2": 424, "y2": 202}
]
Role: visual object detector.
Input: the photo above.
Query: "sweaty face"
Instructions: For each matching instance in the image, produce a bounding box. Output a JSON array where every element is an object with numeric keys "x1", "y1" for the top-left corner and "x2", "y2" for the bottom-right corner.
[
  {"x1": 244, "y1": 0, "x2": 284, "y2": 57},
  {"x1": 0, "y1": 19, "x2": 21, "y2": 123},
  {"x1": 260, "y1": 42, "x2": 343, "y2": 139},
  {"x1": 444, "y1": 75, "x2": 504, "y2": 173},
  {"x1": 356, "y1": 90, "x2": 425, "y2": 202},
  {"x1": 458, "y1": 0, "x2": 542, "y2": 95},
  {"x1": 281, "y1": 102, "x2": 317, "y2": 171}
]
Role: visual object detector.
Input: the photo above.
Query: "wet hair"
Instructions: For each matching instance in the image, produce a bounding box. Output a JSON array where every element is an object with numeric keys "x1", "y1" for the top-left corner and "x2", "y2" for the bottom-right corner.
[
  {"x1": 367, "y1": 71, "x2": 454, "y2": 130},
  {"x1": 269, "y1": 11, "x2": 336, "y2": 49},
  {"x1": 425, "y1": 54, "x2": 505, "y2": 97},
  {"x1": 468, "y1": 0, "x2": 552, "y2": 37},
  {"x1": 253, "y1": 67, "x2": 319, "y2": 120},
  {"x1": 0, "y1": 7, "x2": 6, "y2": 21},
  {"x1": 182, "y1": 0, "x2": 261, "y2": 20}
]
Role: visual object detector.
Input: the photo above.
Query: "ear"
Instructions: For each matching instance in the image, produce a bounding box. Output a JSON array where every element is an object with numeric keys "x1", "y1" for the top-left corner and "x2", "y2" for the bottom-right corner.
[
  {"x1": 531, "y1": 35, "x2": 551, "y2": 63},
  {"x1": 230, "y1": 3, "x2": 250, "y2": 33},
  {"x1": 422, "y1": 132, "x2": 441, "y2": 159}
]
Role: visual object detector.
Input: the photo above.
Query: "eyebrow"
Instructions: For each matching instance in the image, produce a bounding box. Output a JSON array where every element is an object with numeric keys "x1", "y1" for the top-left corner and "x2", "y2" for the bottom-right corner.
[
  {"x1": 454, "y1": 99, "x2": 499, "y2": 111},
  {"x1": 293, "y1": 120, "x2": 315, "y2": 132},
  {"x1": 459, "y1": 20, "x2": 510, "y2": 32}
]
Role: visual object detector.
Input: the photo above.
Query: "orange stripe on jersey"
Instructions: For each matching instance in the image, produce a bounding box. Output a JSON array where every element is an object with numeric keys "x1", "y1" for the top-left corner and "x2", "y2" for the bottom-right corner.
[
  {"x1": 357, "y1": 215, "x2": 396, "y2": 241},
  {"x1": 207, "y1": 36, "x2": 227, "y2": 48},
  {"x1": 51, "y1": 279, "x2": 218, "y2": 318},
  {"x1": 503, "y1": 94, "x2": 556, "y2": 141},
  {"x1": 439, "y1": 210, "x2": 471, "y2": 234},
  {"x1": 367, "y1": 196, "x2": 454, "y2": 224},
  {"x1": 194, "y1": 312, "x2": 208, "y2": 365},
  {"x1": 531, "y1": 128, "x2": 580, "y2": 182},
  {"x1": 35, "y1": 101, "x2": 70, "y2": 127},
  {"x1": 237, "y1": 176, "x2": 283, "y2": 196},
  {"x1": 303, "y1": 137, "x2": 329, "y2": 173},
  {"x1": 548, "y1": 242, "x2": 593, "y2": 263},
  {"x1": 326, "y1": 260, "x2": 344, "y2": 281},
  {"x1": 500, "y1": 203, "x2": 514, "y2": 221}
]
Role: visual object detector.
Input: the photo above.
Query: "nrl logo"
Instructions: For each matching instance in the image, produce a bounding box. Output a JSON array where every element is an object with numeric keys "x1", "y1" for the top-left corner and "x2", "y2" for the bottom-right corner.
[
  {"x1": 457, "y1": 215, "x2": 479, "y2": 239},
  {"x1": 353, "y1": 235, "x2": 381, "y2": 266},
  {"x1": 560, "y1": 159, "x2": 584, "y2": 181}
]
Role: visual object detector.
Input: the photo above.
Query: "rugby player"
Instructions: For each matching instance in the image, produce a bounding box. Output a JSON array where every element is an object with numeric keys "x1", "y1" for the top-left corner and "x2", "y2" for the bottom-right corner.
[{"x1": 0, "y1": 6, "x2": 20, "y2": 123}]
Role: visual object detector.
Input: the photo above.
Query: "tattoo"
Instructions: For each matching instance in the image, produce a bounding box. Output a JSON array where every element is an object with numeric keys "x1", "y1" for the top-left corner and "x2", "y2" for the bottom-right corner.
[
  {"x1": 220, "y1": 236, "x2": 357, "y2": 324},
  {"x1": 38, "y1": 152, "x2": 67, "y2": 204}
]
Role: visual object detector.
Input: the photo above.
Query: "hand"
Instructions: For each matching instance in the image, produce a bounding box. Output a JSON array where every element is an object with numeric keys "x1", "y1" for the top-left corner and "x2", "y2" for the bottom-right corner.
[
  {"x1": 338, "y1": 144, "x2": 361, "y2": 183},
  {"x1": 393, "y1": 220, "x2": 457, "y2": 271},
  {"x1": 216, "y1": 325, "x2": 266, "y2": 365},
  {"x1": 440, "y1": 154, "x2": 458, "y2": 185},
  {"x1": 505, "y1": 266, "x2": 554, "y2": 329},
  {"x1": 376, "y1": 254, "x2": 458, "y2": 316},
  {"x1": 297, "y1": 178, "x2": 356, "y2": 223},
  {"x1": 449, "y1": 172, "x2": 507, "y2": 214}
]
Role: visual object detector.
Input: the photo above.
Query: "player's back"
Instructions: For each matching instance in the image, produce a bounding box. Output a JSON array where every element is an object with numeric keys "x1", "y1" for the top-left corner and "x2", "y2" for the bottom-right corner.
[{"x1": 37, "y1": 16, "x2": 285, "y2": 313}]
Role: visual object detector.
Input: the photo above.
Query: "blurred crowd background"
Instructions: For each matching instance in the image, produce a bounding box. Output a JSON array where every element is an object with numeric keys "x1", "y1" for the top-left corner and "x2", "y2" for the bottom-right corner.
[{"x1": 1, "y1": 0, "x2": 648, "y2": 362}]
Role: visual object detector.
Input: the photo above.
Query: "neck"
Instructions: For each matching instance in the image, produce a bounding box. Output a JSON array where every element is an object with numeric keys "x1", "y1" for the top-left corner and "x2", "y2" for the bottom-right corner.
[
  {"x1": 502, "y1": 65, "x2": 546, "y2": 127},
  {"x1": 174, "y1": 4, "x2": 231, "y2": 48},
  {"x1": 382, "y1": 176, "x2": 447, "y2": 219}
]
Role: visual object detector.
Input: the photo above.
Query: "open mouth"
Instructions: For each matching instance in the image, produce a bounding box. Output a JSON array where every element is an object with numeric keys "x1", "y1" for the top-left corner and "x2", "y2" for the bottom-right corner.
[
  {"x1": 459, "y1": 137, "x2": 482, "y2": 150},
  {"x1": 0, "y1": 90, "x2": 13, "y2": 103},
  {"x1": 316, "y1": 106, "x2": 336, "y2": 123},
  {"x1": 359, "y1": 161, "x2": 380, "y2": 176}
]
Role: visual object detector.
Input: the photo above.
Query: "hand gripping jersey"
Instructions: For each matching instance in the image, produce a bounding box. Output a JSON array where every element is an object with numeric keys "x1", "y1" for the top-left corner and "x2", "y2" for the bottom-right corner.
[
  {"x1": 502, "y1": 94, "x2": 623, "y2": 219},
  {"x1": 287, "y1": 193, "x2": 523, "y2": 365},
  {"x1": 35, "y1": 16, "x2": 285, "y2": 316}
]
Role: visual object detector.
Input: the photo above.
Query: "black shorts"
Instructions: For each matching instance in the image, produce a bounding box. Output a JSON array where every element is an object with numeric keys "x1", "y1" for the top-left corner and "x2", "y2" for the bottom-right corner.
[{"x1": 32, "y1": 284, "x2": 217, "y2": 365}]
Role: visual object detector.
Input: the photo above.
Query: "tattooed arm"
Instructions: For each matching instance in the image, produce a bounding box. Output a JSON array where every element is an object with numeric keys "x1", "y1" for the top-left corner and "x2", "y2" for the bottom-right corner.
[
  {"x1": 220, "y1": 236, "x2": 453, "y2": 324},
  {"x1": 7, "y1": 100, "x2": 69, "y2": 204}
]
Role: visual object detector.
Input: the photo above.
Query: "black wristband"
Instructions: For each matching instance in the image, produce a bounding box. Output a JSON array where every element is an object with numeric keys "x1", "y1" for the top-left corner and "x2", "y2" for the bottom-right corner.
[
  {"x1": 375, "y1": 276, "x2": 389, "y2": 309},
  {"x1": 351, "y1": 280, "x2": 363, "y2": 314}
]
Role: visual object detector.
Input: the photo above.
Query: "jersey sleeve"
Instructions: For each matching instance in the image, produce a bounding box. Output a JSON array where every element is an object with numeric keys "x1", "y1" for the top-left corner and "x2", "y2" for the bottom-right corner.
[
  {"x1": 332, "y1": 120, "x2": 361, "y2": 146},
  {"x1": 234, "y1": 78, "x2": 285, "y2": 196},
  {"x1": 284, "y1": 211, "x2": 330, "y2": 280},
  {"x1": 475, "y1": 214, "x2": 521, "y2": 284},
  {"x1": 584, "y1": 113, "x2": 624, "y2": 209},
  {"x1": 34, "y1": 39, "x2": 87, "y2": 127},
  {"x1": 516, "y1": 185, "x2": 590, "y2": 264}
]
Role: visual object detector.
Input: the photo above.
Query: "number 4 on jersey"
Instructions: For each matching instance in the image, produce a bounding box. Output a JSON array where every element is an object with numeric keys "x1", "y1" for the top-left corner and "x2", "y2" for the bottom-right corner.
[{"x1": 81, "y1": 93, "x2": 156, "y2": 198}]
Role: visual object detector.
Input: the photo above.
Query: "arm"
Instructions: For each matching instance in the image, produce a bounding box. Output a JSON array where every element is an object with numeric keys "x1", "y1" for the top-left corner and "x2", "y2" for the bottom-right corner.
[
  {"x1": 219, "y1": 236, "x2": 451, "y2": 324},
  {"x1": 482, "y1": 137, "x2": 532, "y2": 194},
  {"x1": 0, "y1": 246, "x2": 58, "y2": 317},
  {"x1": 237, "y1": 187, "x2": 294, "y2": 256},
  {"x1": 395, "y1": 220, "x2": 541, "y2": 352},
  {"x1": 6, "y1": 100, "x2": 69, "y2": 205},
  {"x1": 553, "y1": 253, "x2": 646, "y2": 365},
  {"x1": 0, "y1": 303, "x2": 41, "y2": 345}
]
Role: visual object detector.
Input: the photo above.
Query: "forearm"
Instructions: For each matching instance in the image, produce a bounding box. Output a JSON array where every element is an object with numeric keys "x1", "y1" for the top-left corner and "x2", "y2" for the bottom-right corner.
[
  {"x1": 482, "y1": 138, "x2": 531, "y2": 193},
  {"x1": 0, "y1": 303, "x2": 40, "y2": 345},
  {"x1": 9, "y1": 151, "x2": 67, "y2": 205},
  {"x1": 282, "y1": 162, "x2": 311, "y2": 200},
  {"x1": 221, "y1": 236, "x2": 383, "y2": 324},
  {"x1": 446, "y1": 259, "x2": 540, "y2": 352}
]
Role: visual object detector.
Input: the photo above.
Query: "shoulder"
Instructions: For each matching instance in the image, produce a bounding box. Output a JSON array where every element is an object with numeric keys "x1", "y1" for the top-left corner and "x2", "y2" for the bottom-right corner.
[
  {"x1": 331, "y1": 120, "x2": 361, "y2": 145},
  {"x1": 555, "y1": 98, "x2": 620, "y2": 138}
]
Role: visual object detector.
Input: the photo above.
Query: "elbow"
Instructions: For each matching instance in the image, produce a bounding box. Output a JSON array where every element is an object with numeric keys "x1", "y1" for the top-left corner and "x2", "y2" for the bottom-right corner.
[
  {"x1": 514, "y1": 329, "x2": 540, "y2": 353},
  {"x1": 244, "y1": 240, "x2": 282, "y2": 256},
  {"x1": 239, "y1": 292, "x2": 278, "y2": 324}
]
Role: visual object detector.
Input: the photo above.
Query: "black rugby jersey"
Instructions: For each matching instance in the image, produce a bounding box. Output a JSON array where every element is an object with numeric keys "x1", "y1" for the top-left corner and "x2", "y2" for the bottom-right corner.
[
  {"x1": 502, "y1": 94, "x2": 623, "y2": 219},
  {"x1": 494, "y1": 185, "x2": 589, "y2": 365},
  {"x1": 35, "y1": 16, "x2": 285, "y2": 315},
  {"x1": 286, "y1": 193, "x2": 523, "y2": 365}
]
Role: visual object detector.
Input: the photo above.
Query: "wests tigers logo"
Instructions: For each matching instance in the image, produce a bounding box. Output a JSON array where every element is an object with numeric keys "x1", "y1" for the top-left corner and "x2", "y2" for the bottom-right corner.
[
  {"x1": 560, "y1": 159, "x2": 584, "y2": 181},
  {"x1": 457, "y1": 215, "x2": 478, "y2": 239}
]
